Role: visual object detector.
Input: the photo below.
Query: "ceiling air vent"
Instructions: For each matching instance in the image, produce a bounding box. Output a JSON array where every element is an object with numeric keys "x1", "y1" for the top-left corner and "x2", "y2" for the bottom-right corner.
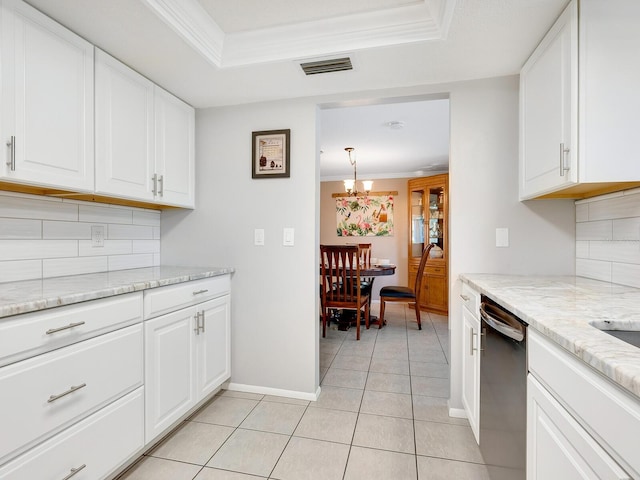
[{"x1": 300, "y1": 57, "x2": 353, "y2": 75}]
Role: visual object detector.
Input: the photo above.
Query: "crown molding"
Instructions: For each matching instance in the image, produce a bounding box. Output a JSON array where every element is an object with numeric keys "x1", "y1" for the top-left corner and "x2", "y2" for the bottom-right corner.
[
  {"x1": 141, "y1": 0, "x2": 457, "y2": 69},
  {"x1": 140, "y1": 0, "x2": 225, "y2": 66}
]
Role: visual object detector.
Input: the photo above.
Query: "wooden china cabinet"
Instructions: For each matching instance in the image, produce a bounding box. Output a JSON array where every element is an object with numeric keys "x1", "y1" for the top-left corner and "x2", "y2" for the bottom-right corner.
[{"x1": 408, "y1": 174, "x2": 448, "y2": 315}]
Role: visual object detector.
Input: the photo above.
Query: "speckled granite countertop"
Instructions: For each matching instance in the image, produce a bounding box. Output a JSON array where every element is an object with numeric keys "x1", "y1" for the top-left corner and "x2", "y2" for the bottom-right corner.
[
  {"x1": 0, "y1": 266, "x2": 234, "y2": 319},
  {"x1": 460, "y1": 274, "x2": 640, "y2": 400}
]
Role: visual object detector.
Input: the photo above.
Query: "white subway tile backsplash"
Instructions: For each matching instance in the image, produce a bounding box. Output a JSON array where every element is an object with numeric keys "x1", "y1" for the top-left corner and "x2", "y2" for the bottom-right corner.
[
  {"x1": 0, "y1": 218, "x2": 41, "y2": 239},
  {"x1": 132, "y1": 240, "x2": 160, "y2": 254},
  {"x1": 575, "y1": 241, "x2": 589, "y2": 259},
  {"x1": 576, "y1": 189, "x2": 640, "y2": 288},
  {"x1": 0, "y1": 192, "x2": 162, "y2": 282},
  {"x1": 575, "y1": 203, "x2": 589, "y2": 223},
  {"x1": 43, "y1": 256, "x2": 109, "y2": 278},
  {"x1": 108, "y1": 254, "x2": 154, "y2": 271},
  {"x1": 0, "y1": 193, "x2": 78, "y2": 221},
  {"x1": 575, "y1": 220, "x2": 612, "y2": 241},
  {"x1": 0, "y1": 240, "x2": 77, "y2": 261},
  {"x1": 613, "y1": 218, "x2": 640, "y2": 241},
  {"x1": 587, "y1": 193, "x2": 640, "y2": 221},
  {"x1": 43, "y1": 221, "x2": 101, "y2": 239},
  {"x1": 132, "y1": 209, "x2": 161, "y2": 226},
  {"x1": 589, "y1": 241, "x2": 640, "y2": 264},
  {"x1": 78, "y1": 240, "x2": 132, "y2": 257},
  {"x1": 0, "y1": 260, "x2": 42, "y2": 282},
  {"x1": 79, "y1": 204, "x2": 133, "y2": 224},
  {"x1": 108, "y1": 224, "x2": 154, "y2": 240},
  {"x1": 576, "y1": 258, "x2": 612, "y2": 282},
  {"x1": 612, "y1": 263, "x2": 640, "y2": 289}
]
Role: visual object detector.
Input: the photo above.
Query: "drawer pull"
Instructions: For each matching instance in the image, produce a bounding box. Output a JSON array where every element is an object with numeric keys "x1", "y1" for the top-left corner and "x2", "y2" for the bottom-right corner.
[
  {"x1": 61, "y1": 464, "x2": 86, "y2": 480},
  {"x1": 460, "y1": 294, "x2": 470, "y2": 301},
  {"x1": 46, "y1": 321, "x2": 86, "y2": 335},
  {"x1": 193, "y1": 289, "x2": 209, "y2": 295},
  {"x1": 48, "y1": 383, "x2": 87, "y2": 403},
  {"x1": 194, "y1": 311, "x2": 205, "y2": 334}
]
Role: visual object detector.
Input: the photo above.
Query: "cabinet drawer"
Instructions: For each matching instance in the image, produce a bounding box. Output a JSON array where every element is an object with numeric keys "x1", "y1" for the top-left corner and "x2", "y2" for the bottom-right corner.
[
  {"x1": 425, "y1": 265, "x2": 445, "y2": 276},
  {"x1": 0, "y1": 292, "x2": 142, "y2": 368},
  {"x1": 0, "y1": 324, "x2": 143, "y2": 464},
  {"x1": 0, "y1": 387, "x2": 144, "y2": 480},
  {"x1": 529, "y1": 329, "x2": 640, "y2": 478},
  {"x1": 144, "y1": 275, "x2": 230, "y2": 319},
  {"x1": 460, "y1": 283, "x2": 480, "y2": 315}
]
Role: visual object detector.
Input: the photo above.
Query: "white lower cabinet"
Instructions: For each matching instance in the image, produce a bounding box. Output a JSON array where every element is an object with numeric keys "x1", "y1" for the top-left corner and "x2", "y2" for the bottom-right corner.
[
  {"x1": 460, "y1": 283, "x2": 480, "y2": 442},
  {"x1": 527, "y1": 375, "x2": 630, "y2": 480},
  {"x1": 0, "y1": 387, "x2": 144, "y2": 480},
  {"x1": 144, "y1": 294, "x2": 231, "y2": 442},
  {"x1": 528, "y1": 329, "x2": 638, "y2": 479}
]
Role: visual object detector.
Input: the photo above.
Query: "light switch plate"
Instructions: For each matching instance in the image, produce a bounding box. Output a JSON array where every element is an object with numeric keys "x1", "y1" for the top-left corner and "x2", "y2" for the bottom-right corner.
[
  {"x1": 254, "y1": 228, "x2": 265, "y2": 246},
  {"x1": 283, "y1": 227, "x2": 294, "y2": 246},
  {"x1": 496, "y1": 227, "x2": 509, "y2": 247}
]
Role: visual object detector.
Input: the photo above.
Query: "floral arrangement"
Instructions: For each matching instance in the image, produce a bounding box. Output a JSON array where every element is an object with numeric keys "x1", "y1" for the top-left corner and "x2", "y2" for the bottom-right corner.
[{"x1": 336, "y1": 195, "x2": 394, "y2": 236}]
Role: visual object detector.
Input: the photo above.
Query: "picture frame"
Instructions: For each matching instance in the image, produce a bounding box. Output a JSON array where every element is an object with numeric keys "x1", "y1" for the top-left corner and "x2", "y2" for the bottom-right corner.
[{"x1": 251, "y1": 129, "x2": 291, "y2": 179}]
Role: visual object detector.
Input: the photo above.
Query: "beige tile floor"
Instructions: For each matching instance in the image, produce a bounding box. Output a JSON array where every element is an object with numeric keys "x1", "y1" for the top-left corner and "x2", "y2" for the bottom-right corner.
[{"x1": 117, "y1": 304, "x2": 489, "y2": 480}]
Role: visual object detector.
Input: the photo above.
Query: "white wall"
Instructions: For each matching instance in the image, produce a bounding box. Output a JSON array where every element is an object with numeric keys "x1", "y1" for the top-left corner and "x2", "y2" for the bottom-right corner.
[
  {"x1": 161, "y1": 100, "x2": 320, "y2": 399},
  {"x1": 162, "y1": 74, "x2": 577, "y2": 406},
  {"x1": 575, "y1": 188, "x2": 640, "y2": 287},
  {"x1": 447, "y1": 75, "x2": 575, "y2": 411}
]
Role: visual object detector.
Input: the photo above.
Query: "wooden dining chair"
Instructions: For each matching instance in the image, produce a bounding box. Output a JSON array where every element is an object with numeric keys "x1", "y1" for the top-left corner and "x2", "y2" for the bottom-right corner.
[
  {"x1": 378, "y1": 243, "x2": 434, "y2": 330},
  {"x1": 320, "y1": 244, "x2": 370, "y2": 340}
]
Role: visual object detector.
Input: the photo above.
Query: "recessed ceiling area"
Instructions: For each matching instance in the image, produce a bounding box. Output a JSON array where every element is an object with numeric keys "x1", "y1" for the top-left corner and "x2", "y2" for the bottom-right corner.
[{"x1": 320, "y1": 98, "x2": 450, "y2": 181}]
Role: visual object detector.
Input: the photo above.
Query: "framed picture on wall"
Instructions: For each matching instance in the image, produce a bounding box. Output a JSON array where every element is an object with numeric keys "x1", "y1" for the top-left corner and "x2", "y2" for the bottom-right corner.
[{"x1": 251, "y1": 129, "x2": 290, "y2": 178}]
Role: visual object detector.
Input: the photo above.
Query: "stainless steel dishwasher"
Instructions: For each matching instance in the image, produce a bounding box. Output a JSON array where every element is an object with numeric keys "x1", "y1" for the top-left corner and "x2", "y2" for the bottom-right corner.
[{"x1": 479, "y1": 295, "x2": 527, "y2": 480}]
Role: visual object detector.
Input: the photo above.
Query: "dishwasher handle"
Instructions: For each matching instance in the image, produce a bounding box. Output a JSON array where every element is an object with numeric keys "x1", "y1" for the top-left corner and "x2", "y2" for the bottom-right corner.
[{"x1": 479, "y1": 302, "x2": 524, "y2": 342}]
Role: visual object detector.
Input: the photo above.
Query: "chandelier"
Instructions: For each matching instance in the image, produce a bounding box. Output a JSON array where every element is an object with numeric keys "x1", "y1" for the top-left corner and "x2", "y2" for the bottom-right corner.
[{"x1": 343, "y1": 147, "x2": 373, "y2": 196}]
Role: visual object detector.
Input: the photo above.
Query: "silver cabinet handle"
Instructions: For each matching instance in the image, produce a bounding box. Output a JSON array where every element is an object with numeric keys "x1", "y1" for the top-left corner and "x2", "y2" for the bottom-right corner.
[
  {"x1": 460, "y1": 294, "x2": 470, "y2": 302},
  {"x1": 61, "y1": 464, "x2": 86, "y2": 480},
  {"x1": 158, "y1": 175, "x2": 164, "y2": 197},
  {"x1": 6, "y1": 136, "x2": 15, "y2": 171},
  {"x1": 151, "y1": 173, "x2": 158, "y2": 195},
  {"x1": 193, "y1": 289, "x2": 209, "y2": 295},
  {"x1": 470, "y1": 329, "x2": 477, "y2": 356},
  {"x1": 200, "y1": 310, "x2": 205, "y2": 333},
  {"x1": 46, "y1": 321, "x2": 86, "y2": 335},
  {"x1": 559, "y1": 142, "x2": 570, "y2": 176},
  {"x1": 48, "y1": 383, "x2": 87, "y2": 403}
]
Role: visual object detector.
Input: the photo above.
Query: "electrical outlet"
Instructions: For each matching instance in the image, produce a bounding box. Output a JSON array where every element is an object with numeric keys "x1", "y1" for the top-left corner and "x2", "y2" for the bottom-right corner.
[
  {"x1": 254, "y1": 228, "x2": 265, "y2": 246},
  {"x1": 91, "y1": 225, "x2": 105, "y2": 247}
]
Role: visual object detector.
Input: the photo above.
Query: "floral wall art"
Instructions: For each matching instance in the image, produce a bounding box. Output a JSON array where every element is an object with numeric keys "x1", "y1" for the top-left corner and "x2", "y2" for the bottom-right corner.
[{"x1": 336, "y1": 195, "x2": 394, "y2": 236}]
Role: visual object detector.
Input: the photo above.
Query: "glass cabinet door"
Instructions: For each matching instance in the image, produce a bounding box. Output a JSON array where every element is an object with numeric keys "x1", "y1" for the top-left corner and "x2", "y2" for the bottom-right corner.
[
  {"x1": 410, "y1": 188, "x2": 425, "y2": 259},
  {"x1": 427, "y1": 186, "x2": 445, "y2": 259}
]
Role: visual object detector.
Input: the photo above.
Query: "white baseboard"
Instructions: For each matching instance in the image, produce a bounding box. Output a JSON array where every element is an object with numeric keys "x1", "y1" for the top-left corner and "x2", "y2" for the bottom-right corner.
[
  {"x1": 448, "y1": 406, "x2": 468, "y2": 419},
  {"x1": 227, "y1": 382, "x2": 320, "y2": 401}
]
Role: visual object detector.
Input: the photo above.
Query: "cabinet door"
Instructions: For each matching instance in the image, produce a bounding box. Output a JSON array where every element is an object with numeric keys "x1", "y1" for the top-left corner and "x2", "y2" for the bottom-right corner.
[
  {"x1": 144, "y1": 308, "x2": 196, "y2": 442},
  {"x1": 195, "y1": 296, "x2": 231, "y2": 399},
  {"x1": 461, "y1": 307, "x2": 480, "y2": 443},
  {"x1": 0, "y1": 0, "x2": 94, "y2": 191},
  {"x1": 519, "y1": 1, "x2": 577, "y2": 200},
  {"x1": 154, "y1": 87, "x2": 195, "y2": 208},
  {"x1": 423, "y1": 272, "x2": 447, "y2": 314},
  {"x1": 95, "y1": 49, "x2": 155, "y2": 201},
  {"x1": 527, "y1": 375, "x2": 630, "y2": 480}
]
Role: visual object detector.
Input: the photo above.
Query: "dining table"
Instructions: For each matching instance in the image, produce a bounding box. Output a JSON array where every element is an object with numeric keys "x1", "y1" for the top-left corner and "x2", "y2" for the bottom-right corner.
[{"x1": 319, "y1": 263, "x2": 396, "y2": 330}]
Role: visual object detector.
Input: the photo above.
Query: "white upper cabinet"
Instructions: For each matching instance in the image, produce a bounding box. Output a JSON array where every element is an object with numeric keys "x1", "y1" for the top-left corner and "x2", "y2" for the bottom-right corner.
[
  {"x1": 0, "y1": 0, "x2": 94, "y2": 191},
  {"x1": 95, "y1": 50, "x2": 195, "y2": 208},
  {"x1": 154, "y1": 87, "x2": 195, "y2": 208},
  {"x1": 520, "y1": 0, "x2": 640, "y2": 200},
  {"x1": 95, "y1": 49, "x2": 155, "y2": 202}
]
